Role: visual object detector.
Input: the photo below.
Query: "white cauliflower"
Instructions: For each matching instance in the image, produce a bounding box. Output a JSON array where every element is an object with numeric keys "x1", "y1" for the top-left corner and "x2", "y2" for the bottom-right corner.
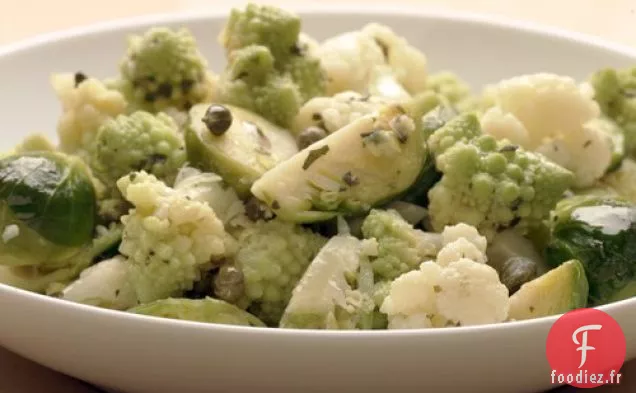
[
  {"x1": 316, "y1": 23, "x2": 427, "y2": 99},
  {"x1": 435, "y1": 259, "x2": 510, "y2": 325},
  {"x1": 381, "y1": 223, "x2": 509, "y2": 329},
  {"x1": 480, "y1": 73, "x2": 613, "y2": 187},
  {"x1": 117, "y1": 171, "x2": 236, "y2": 304},
  {"x1": 51, "y1": 73, "x2": 127, "y2": 154},
  {"x1": 61, "y1": 256, "x2": 137, "y2": 310},
  {"x1": 380, "y1": 261, "x2": 442, "y2": 329},
  {"x1": 293, "y1": 91, "x2": 390, "y2": 135},
  {"x1": 361, "y1": 23, "x2": 428, "y2": 94}
]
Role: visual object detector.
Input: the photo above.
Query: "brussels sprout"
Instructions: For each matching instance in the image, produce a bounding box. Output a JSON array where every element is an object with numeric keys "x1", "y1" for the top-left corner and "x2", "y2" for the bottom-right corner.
[
  {"x1": 129, "y1": 297, "x2": 266, "y2": 327},
  {"x1": 0, "y1": 152, "x2": 97, "y2": 268},
  {"x1": 546, "y1": 195, "x2": 636, "y2": 305},
  {"x1": 251, "y1": 105, "x2": 428, "y2": 222},
  {"x1": 185, "y1": 103, "x2": 298, "y2": 196},
  {"x1": 508, "y1": 260, "x2": 589, "y2": 321}
]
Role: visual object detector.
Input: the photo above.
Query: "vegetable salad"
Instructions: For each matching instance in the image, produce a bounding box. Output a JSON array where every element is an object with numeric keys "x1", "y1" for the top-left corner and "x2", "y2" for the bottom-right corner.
[{"x1": 2, "y1": 3, "x2": 636, "y2": 330}]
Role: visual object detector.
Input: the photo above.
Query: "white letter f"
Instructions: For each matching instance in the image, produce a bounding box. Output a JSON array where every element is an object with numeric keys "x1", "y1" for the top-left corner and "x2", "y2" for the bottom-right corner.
[{"x1": 572, "y1": 324, "x2": 603, "y2": 368}]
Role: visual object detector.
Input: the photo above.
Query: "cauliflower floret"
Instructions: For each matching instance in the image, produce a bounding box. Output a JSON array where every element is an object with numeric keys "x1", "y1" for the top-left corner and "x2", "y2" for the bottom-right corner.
[
  {"x1": 436, "y1": 238, "x2": 487, "y2": 267},
  {"x1": 381, "y1": 224, "x2": 509, "y2": 329},
  {"x1": 379, "y1": 261, "x2": 442, "y2": 329},
  {"x1": 293, "y1": 91, "x2": 391, "y2": 135},
  {"x1": 441, "y1": 222, "x2": 487, "y2": 252},
  {"x1": 117, "y1": 171, "x2": 236, "y2": 304},
  {"x1": 118, "y1": 27, "x2": 214, "y2": 112},
  {"x1": 480, "y1": 73, "x2": 612, "y2": 187},
  {"x1": 89, "y1": 111, "x2": 186, "y2": 189},
  {"x1": 360, "y1": 23, "x2": 428, "y2": 94},
  {"x1": 316, "y1": 23, "x2": 427, "y2": 99},
  {"x1": 51, "y1": 73, "x2": 127, "y2": 154},
  {"x1": 436, "y1": 259, "x2": 509, "y2": 326}
]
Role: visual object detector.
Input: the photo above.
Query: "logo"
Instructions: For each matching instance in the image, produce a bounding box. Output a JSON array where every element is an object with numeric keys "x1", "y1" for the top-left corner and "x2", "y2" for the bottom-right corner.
[{"x1": 546, "y1": 309, "x2": 626, "y2": 388}]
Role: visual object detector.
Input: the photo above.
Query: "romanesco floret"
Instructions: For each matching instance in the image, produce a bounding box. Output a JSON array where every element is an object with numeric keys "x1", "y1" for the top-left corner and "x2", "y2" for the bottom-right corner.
[
  {"x1": 380, "y1": 223, "x2": 509, "y2": 328},
  {"x1": 590, "y1": 67, "x2": 636, "y2": 157},
  {"x1": 361, "y1": 209, "x2": 441, "y2": 280},
  {"x1": 424, "y1": 71, "x2": 474, "y2": 111},
  {"x1": 480, "y1": 73, "x2": 613, "y2": 187},
  {"x1": 427, "y1": 113, "x2": 575, "y2": 240},
  {"x1": 293, "y1": 91, "x2": 391, "y2": 135},
  {"x1": 219, "y1": 3, "x2": 301, "y2": 61},
  {"x1": 216, "y1": 45, "x2": 303, "y2": 128},
  {"x1": 51, "y1": 73, "x2": 127, "y2": 154},
  {"x1": 231, "y1": 219, "x2": 327, "y2": 325},
  {"x1": 117, "y1": 171, "x2": 236, "y2": 304},
  {"x1": 89, "y1": 111, "x2": 186, "y2": 189},
  {"x1": 119, "y1": 27, "x2": 214, "y2": 112},
  {"x1": 217, "y1": 4, "x2": 325, "y2": 127}
]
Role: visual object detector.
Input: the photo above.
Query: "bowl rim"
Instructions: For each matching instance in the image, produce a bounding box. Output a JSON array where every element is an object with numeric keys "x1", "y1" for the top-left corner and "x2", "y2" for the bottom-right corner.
[{"x1": 1, "y1": 5, "x2": 635, "y2": 337}]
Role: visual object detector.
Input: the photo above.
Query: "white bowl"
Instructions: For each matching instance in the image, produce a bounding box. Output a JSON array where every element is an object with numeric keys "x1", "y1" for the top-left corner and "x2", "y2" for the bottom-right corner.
[{"x1": 0, "y1": 6, "x2": 635, "y2": 393}]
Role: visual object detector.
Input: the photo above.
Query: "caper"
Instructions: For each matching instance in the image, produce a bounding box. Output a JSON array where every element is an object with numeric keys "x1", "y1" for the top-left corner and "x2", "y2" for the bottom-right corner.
[
  {"x1": 202, "y1": 105, "x2": 233, "y2": 136},
  {"x1": 501, "y1": 256, "x2": 538, "y2": 294},
  {"x1": 297, "y1": 126, "x2": 327, "y2": 150},
  {"x1": 213, "y1": 264, "x2": 245, "y2": 303}
]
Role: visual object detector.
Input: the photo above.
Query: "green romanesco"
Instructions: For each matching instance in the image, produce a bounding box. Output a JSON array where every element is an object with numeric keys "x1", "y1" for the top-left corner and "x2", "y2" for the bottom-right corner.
[
  {"x1": 590, "y1": 67, "x2": 636, "y2": 157},
  {"x1": 119, "y1": 27, "x2": 215, "y2": 112},
  {"x1": 89, "y1": 111, "x2": 187, "y2": 189},
  {"x1": 216, "y1": 4, "x2": 325, "y2": 127},
  {"x1": 219, "y1": 3, "x2": 301, "y2": 61},
  {"x1": 424, "y1": 71, "x2": 474, "y2": 111},
  {"x1": 117, "y1": 171, "x2": 236, "y2": 304},
  {"x1": 216, "y1": 45, "x2": 304, "y2": 128},
  {"x1": 427, "y1": 113, "x2": 575, "y2": 239},
  {"x1": 51, "y1": 73, "x2": 127, "y2": 155},
  {"x1": 361, "y1": 209, "x2": 441, "y2": 280},
  {"x1": 231, "y1": 219, "x2": 327, "y2": 325}
]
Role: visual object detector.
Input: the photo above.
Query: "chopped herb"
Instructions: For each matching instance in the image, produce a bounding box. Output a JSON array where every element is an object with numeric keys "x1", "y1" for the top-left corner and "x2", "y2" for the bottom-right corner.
[
  {"x1": 622, "y1": 87, "x2": 636, "y2": 98},
  {"x1": 74, "y1": 72, "x2": 87, "y2": 87},
  {"x1": 202, "y1": 105, "x2": 233, "y2": 136},
  {"x1": 529, "y1": 306, "x2": 535, "y2": 313},
  {"x1": 271, "y1": 200, "x2": 281, "y2": 210},
  {"x1": 245, "y1": 197, "x2": 273, "y2": 221},
  {"x1": 157, "y1": 83, "x2": 173, "y2": 98},
  {"x1": 509, "y1": 217, "x2": 522, "y2": 227},
  {"x1": 499, "y1": 145, "x2": 519, "y2": 153},
  {"x1": 359, "y1": 131, "x2": 375, "y2": 138},
  {"x1": 374, "y1": 38, "x2": 389, "y2": 59},
  {"x1": 433, "y1": 285, "x2": 442, "y2": 293},
  {"x1": 115, "y1": 289, "x2": 120, "y2": 297},
  {"x1": 181, "y1": 79, "x2": 195, "y2": 93},
  {"x1": 303, "y1": 145, "x2": 330, "y2": 170},
  {"x1": 342, "y1": 171, "x2": 359, "y2": 186},
  {"x1": 144, "y1": 92, "x2": 157, "y2": 103},
  {"x1": 312, "y1": 113, "x2": 322, "y2": 121},
  {"x1": 583, "y1": 140, "x2": 592, "y2": 148},
  {"x1": 360, "y1": 95, "x2": 370, "y2": 102}
]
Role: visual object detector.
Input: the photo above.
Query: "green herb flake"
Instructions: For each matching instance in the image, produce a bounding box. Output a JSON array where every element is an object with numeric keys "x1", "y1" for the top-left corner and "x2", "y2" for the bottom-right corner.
[{"x1": 302, "y1": 145, "x2": 330, "y2": 170}]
